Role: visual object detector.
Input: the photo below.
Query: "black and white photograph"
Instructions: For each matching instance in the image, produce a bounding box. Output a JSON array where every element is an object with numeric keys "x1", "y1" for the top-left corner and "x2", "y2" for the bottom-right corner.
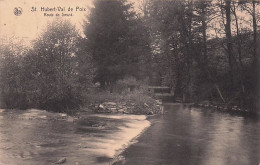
[{"x1": 0, "y1": 0, "x2": 259, "y2": 164}]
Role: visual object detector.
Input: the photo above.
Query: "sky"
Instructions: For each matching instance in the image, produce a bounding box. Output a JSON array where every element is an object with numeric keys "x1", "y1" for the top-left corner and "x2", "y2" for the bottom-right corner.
[
  {"x1": 0, "y1": 0, "x2": 142, "y2": 45},
  {"x1": 0, "y1": 0, "x2": 94, "y2": 44},
  {"x1": 0, "y1": 0, "x2": 255, "y2": 45}
]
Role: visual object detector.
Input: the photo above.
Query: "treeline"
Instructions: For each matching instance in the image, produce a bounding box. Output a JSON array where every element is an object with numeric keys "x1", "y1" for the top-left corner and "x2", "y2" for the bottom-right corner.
[
  {"x1": 0, "y1": 0, "x2": 259, "y2": 112},
  {"x1": 0, "y1": 20, "x2": 94, "y2": 110},
  {"x1": 139, "y1": 0, "x2": 260, "y2": 112}
]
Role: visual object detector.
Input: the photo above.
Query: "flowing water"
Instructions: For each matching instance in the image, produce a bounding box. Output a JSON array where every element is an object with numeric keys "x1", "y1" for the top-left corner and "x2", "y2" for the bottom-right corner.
[
  {"x1": 122, "y1": 104, "x2": 260, "y2": 165},
  {"x1": 0, "y1": 109, "x2": 150, "y2": 165},
  {"x1": 0, "y1": 105, "x2": 259, "y2": 165}
]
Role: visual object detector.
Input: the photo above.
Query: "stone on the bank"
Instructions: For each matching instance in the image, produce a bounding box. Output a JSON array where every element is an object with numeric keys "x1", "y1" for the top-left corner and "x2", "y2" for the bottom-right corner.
[
  {"x1": 67, "y1": 116, "x2": 74, "y2": 122},
  {"x1": 104, "y1": 102, "x2": 116, "y2": 106},
  {"x1": 155, "y1": 100, "x2": 162, "y2": 105},
  {"x1": 98, "y1": 104, "x2": 105, "y2": 110},
  {"x1": 118, "y1": 109, "x2": 125, "y2": 113},
  {"x1": 54, "y1": 157, "x2": 66, "y2": 164},
  {"x1": 60, "y1": 113, "x2": 67, "y2": 117},
  {"x1": 109, "y1": 107, "x2": 117, "y2": 112}
]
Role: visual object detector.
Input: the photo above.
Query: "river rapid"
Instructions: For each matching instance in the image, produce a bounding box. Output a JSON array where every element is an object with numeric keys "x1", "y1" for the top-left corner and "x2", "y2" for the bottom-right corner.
[{"x1": 0, "y1": 109, "x2": 150, "y2": 165}]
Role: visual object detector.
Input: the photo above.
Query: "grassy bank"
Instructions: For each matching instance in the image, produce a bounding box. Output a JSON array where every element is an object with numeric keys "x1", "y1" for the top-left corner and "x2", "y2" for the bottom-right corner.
[{"x1": 80, "y1": 86, "x2": 162, "y2": 115}]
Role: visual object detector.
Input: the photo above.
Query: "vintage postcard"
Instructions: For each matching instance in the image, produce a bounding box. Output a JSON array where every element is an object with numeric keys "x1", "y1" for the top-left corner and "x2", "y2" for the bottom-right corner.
[{"x1": 0, "y1": 0, "x2": 259, "y2": 165}]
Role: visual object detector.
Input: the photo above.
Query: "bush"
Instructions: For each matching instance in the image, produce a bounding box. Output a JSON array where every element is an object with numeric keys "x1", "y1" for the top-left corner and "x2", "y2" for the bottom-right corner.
[
  {"x1": 113, "y1": 76, "x2": 149, "y2": 94},
  {"x1": 82, "y1": 78, "x2": 160, "y2": 114}
]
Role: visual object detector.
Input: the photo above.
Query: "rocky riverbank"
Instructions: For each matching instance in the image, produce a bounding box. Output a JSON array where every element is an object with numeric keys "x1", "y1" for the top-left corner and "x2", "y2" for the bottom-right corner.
[
  {"x1": 88, "y1": 100, "x2": 163, "y2": 115},
  {"x1": 192, "y1": 102, "x2": 256, "y2": 115}
]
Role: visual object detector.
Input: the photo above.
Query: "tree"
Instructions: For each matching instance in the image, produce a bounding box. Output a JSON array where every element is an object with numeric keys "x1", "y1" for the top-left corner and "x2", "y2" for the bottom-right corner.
[
  {"x1": 84, "y1": 0, "x2": 138, "y2": 89},
  {"x1": 239, "y1": 0, "x2": 259, "y2": 62},
  {"x1": 0, "y1": 41, "x2": 27, "y2": 108},
  {"x1": 25, "y1": 19, "x2": 87, "y2": 110},
  {"x1": 223, "y1": 0, "x2": 237, "y2": 84},
  {"x1": 231, "y1": 1, "x2": 243, "y2": 68},
  {"x1": 144, "y1": 0, "x2": 204, "y2": 101}
]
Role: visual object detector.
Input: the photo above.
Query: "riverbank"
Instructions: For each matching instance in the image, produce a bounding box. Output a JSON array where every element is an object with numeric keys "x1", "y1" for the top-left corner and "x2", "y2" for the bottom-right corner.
[
  {"x1": 192, "y1": 102, "x2": 259, "y2": 116},
  {"x1": 78, "y1": 89, "x2": 163, "y2": 115}
]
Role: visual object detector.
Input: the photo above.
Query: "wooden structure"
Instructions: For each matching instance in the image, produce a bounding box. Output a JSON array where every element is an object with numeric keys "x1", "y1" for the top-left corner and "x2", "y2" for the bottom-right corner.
[{"x1": 148, "y1": 86, "x2": 175, "y2": 103}]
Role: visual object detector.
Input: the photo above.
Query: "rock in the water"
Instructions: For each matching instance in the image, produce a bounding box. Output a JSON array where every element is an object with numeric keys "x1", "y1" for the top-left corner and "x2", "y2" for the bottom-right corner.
[{"x1": 54, "y1": 157, "x2": 66, "y2": 164}]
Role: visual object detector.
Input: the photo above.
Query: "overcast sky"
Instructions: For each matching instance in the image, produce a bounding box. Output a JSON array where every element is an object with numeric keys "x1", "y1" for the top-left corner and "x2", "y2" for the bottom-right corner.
[
  {"x1": 0, "y1": 0, "x2": 97, "y2": 44},
  {"x1": 0, "y1": 0, "x2": 143, "y2": 43},
  {"x1": 0, "y1": 0, "x2": 255, "y2": 45}
]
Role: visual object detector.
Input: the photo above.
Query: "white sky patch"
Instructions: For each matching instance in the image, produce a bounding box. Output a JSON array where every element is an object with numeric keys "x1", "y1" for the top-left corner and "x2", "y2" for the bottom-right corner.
[
  {"x1": 0, "y1": 0, "x2": 141, "y2": 45},
  {"x1": 0, "y1": 0, "x2": 94, "y2": 44}
]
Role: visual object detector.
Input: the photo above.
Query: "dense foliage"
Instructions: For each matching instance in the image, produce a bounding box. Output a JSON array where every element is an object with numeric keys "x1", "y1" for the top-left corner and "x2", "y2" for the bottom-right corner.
[
  {"x1": 0, "y1": 20, "x2": 94, "y2": 111},
  {"x1": 141, "y1": 0, "x2": 260, "y2": 112},
  {"x1": 0, "y1": 0, "x2": 259, "y2": 112},
  {"x1": 84, "y1": 0, "x2": 150, "y2": 89}
]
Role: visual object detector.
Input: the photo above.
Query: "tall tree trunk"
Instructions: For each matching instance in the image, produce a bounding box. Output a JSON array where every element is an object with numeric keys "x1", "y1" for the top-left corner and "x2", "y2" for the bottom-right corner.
[
  {"x1": 224, "y1": 0, "x2": 235, "y2": 85},
  {"x1": 201, "y1": 3, "x2": 208, "y2": 65},
  {"x1": 252, "y1": 0, "x2": 258, "y2": 111},
  {"x1": 187, "y1": 0, "x2": 194, "y2": 102},
  {"x1": 232, "y1": 2, "x2": 247, "y2": 106},
  {"x1": 232, "y1": 2, "x2": 243, "y2": 68},
  {"x1": 252, "y1": 0, "x2": 257, "y2": 62}
]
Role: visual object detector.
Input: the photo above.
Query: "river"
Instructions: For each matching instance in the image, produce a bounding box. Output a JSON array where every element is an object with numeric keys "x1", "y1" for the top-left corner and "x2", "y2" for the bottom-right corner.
[
  {"x1": 0, "y1": 109, "x2": 150, "y2": 165},
  {"x1": 121, "y1": 103, "x2": 260, "y2": 165},
  {"x1": 0, "y1": 104, "x2": 259, "y2": 165}
]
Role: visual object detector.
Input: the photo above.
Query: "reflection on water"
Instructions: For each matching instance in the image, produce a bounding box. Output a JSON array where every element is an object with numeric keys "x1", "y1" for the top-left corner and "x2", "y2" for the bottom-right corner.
[
  {"x1": 0, "y1": 109, "x2": 150, "y2": 165},
  {"x1": 123, "y1": 104, "x2": 260, "y2": 165},
  {"x1": 0, "y1": 106, "x2": 259, "y2": 165}
]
